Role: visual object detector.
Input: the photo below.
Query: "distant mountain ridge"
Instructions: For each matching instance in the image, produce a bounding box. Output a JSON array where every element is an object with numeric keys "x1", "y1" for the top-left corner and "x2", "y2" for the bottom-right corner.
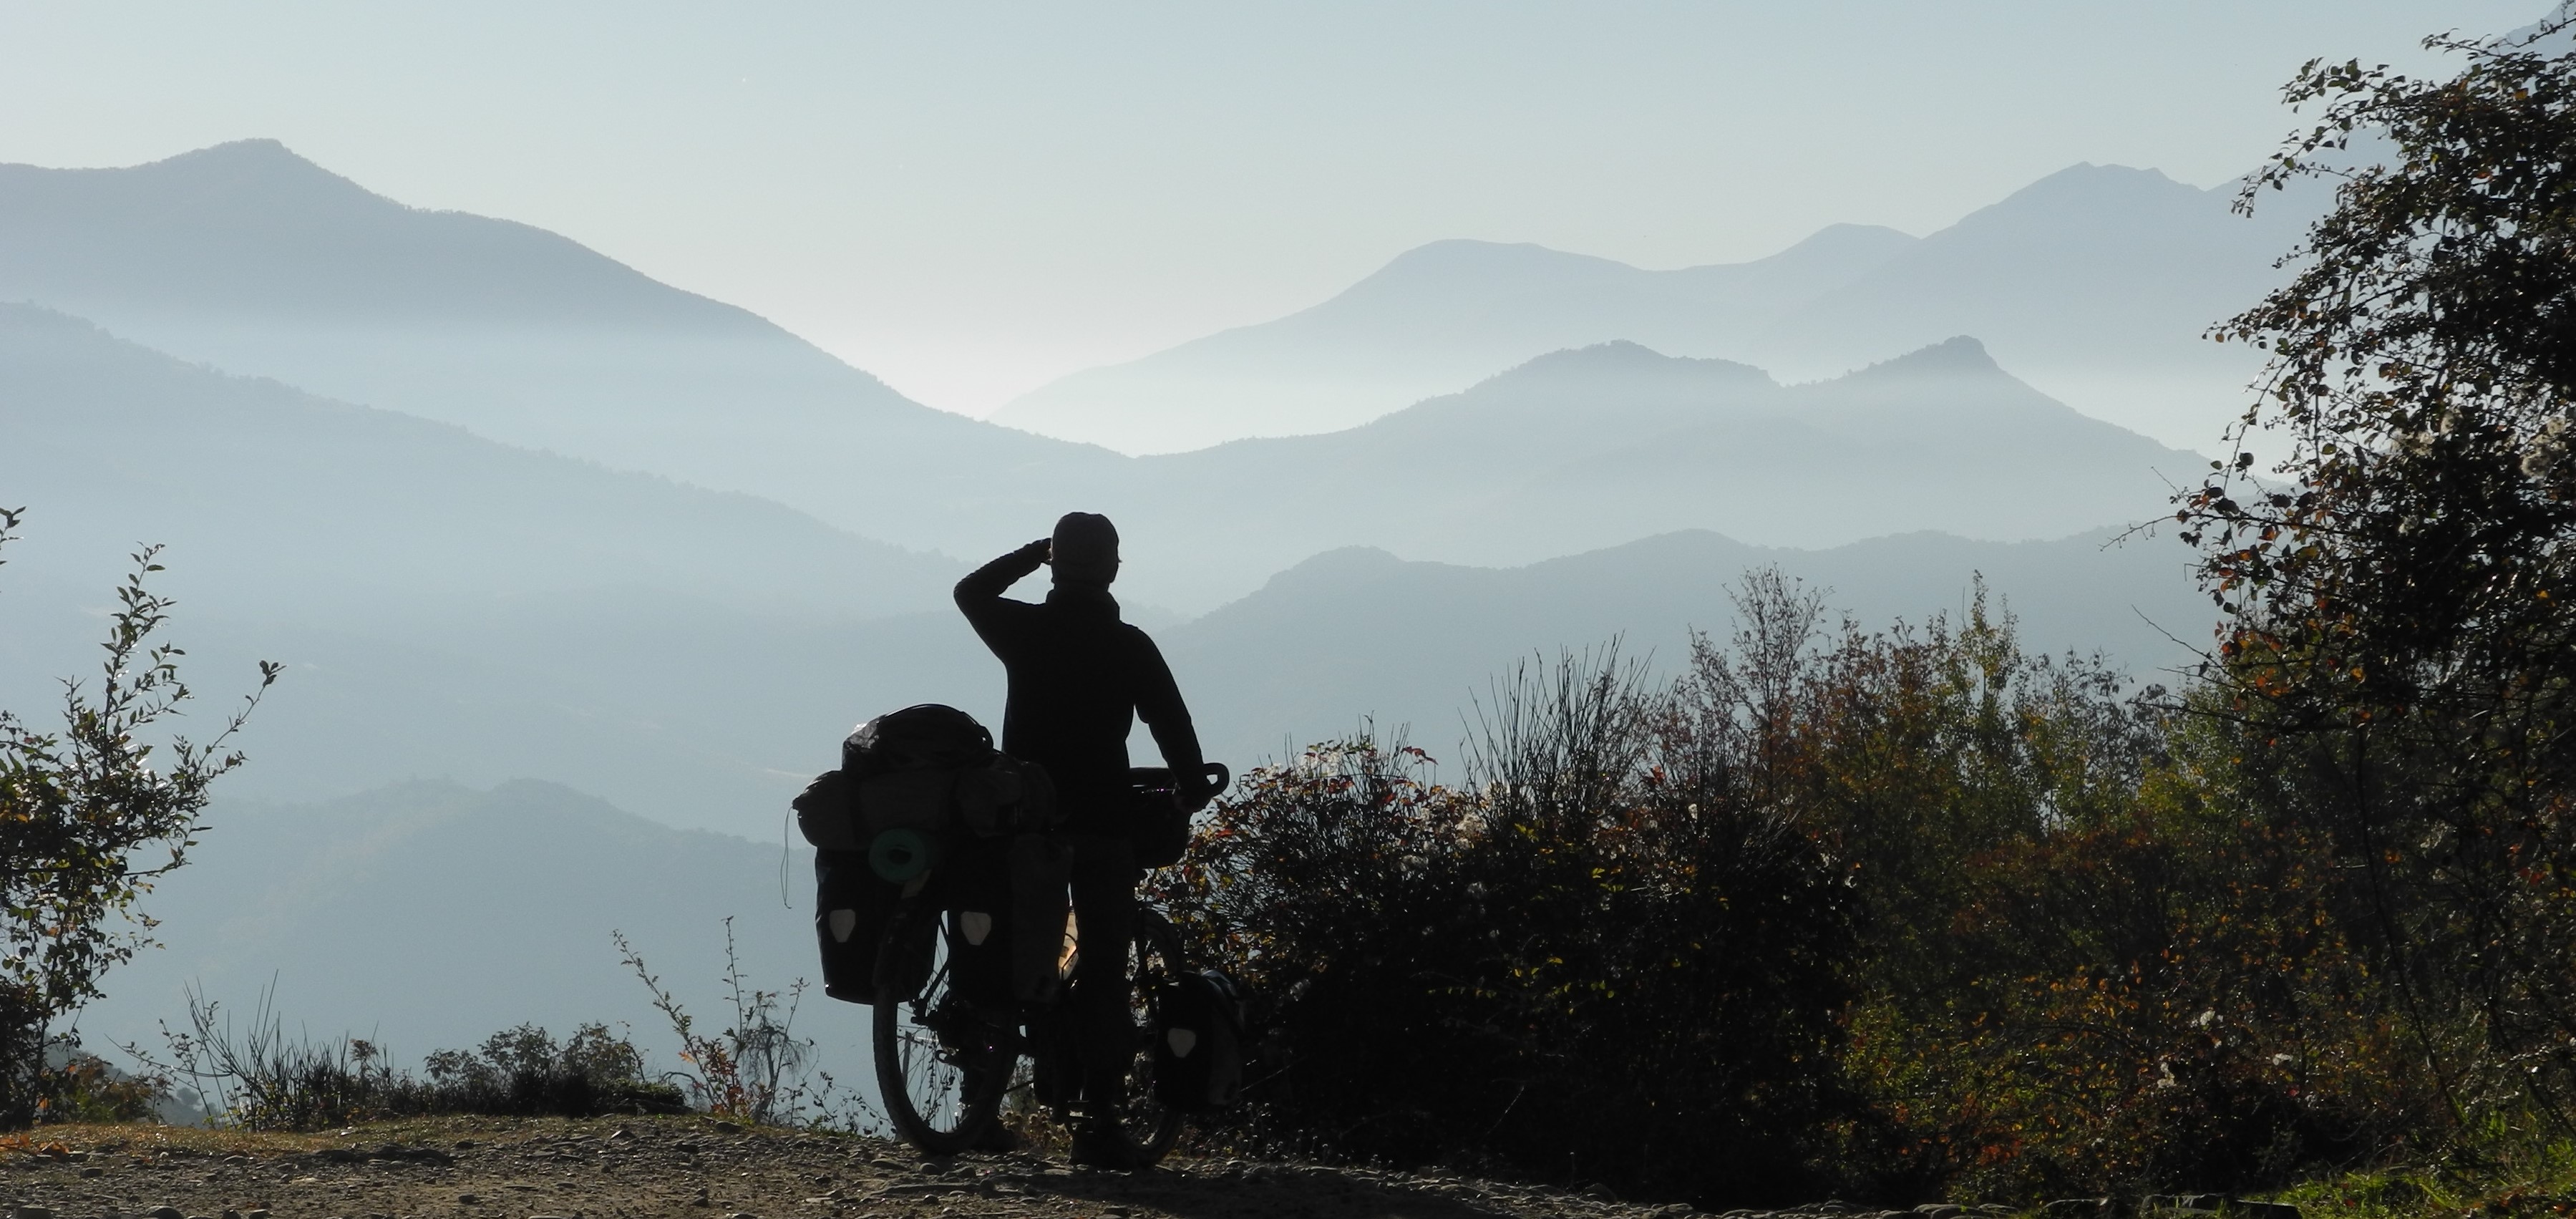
[
  {"x1": 998, "y1": 163, "x2": 2323, "y2": 455},
  {"x1": 0, "y1": 140, "x2": 1124, "y2": 558},
  {"x1": 1110, "y1": 335, "x2": 2205, "y2": 607},
  {"x1": 1164, "y1": 524, "x2": 2210, "y2": 767},
  {"x1": 993, "y1": 223, "x2": 1921, "y2": 453}
]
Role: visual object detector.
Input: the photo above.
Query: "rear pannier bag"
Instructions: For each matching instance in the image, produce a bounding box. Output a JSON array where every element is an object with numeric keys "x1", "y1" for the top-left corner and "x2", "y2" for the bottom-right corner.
[
  {"x1": 813, "y1": 848, "x2": 904, "y2": 1004},
  {"x1": 1152, "y1": 968, "x2": 1249, "y2": 1114},
  {"x1": 796, "y1": 704, "x2": 1061, "y2": 1006},
  {"x1": 934, "y1": 832, "x2": 1075, "y2": 1008}
]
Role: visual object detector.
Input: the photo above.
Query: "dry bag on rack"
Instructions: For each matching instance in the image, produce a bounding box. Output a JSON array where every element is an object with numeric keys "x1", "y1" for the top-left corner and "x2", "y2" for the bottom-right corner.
[{"x1": 793, "y1": 704, "x2": 1057, "y2": 854}]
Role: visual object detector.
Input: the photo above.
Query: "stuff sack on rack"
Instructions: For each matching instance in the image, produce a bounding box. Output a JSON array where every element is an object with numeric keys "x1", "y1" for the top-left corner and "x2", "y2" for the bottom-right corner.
[
  {"x1": 1152, "y1": 968, "x2": 1249, "y2": 1114},
  {"x1": 792, "y1": 704, "x2": 1056, "y2": 853}
]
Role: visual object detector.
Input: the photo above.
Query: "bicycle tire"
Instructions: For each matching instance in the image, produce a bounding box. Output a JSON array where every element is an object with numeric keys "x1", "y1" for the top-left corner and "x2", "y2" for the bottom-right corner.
[
  {"x1": 873, "y1": 910, "x2": 1008, "y2": 1155},
  {"x1": 1117, "y1": 908, "x2": 1191, "y2": 1163}
]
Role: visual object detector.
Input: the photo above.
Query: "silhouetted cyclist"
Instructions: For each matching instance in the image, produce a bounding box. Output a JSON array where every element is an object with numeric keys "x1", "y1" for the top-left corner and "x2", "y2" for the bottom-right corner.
[{"x1": 955, "y1": 511, "x2": 1212, "y2": 1169}]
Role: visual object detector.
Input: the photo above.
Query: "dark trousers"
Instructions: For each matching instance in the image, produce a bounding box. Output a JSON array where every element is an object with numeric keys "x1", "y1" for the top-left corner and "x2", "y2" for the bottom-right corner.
[{"x1": 1066, "y1": 832, "x2": 1142, "y2": 1112}]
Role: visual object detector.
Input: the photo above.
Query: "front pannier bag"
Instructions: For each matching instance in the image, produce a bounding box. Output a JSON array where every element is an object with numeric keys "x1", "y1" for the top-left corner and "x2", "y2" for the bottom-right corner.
[{"x1": 1152, "y1": 968, "x2": 1249, "y2": 1114}]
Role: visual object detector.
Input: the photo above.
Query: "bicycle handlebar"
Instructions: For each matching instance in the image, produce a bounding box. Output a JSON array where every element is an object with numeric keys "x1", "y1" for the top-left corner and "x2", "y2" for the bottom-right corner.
[{"x1": 1127, "y1": 762, "x2": 1231, "y2": 799}]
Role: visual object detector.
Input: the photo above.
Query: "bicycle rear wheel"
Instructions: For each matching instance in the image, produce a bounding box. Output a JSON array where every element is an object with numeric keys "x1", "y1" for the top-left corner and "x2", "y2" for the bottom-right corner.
[
  {"x1": 1115, "y1": 908, "x2": 1191, "y2": 1162},
  {"x1": 873, "y1": 910, "x2": 1009, "y2": 1155}
]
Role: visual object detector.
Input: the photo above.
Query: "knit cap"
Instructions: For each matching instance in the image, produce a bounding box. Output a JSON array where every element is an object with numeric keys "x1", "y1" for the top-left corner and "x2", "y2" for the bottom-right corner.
[{"x1": 1051, "y1": 512, "x2": 1120, "y2": 586}]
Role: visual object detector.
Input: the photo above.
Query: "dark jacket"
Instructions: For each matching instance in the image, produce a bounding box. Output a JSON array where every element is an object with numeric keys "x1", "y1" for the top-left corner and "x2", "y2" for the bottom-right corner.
[{"x1": 955, "y1": 540, "x2": 1206, "y2": 836}]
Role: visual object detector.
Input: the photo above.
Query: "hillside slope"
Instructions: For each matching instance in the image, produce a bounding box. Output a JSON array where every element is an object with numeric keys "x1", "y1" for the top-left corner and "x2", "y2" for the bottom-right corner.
[{"x1": 0, "y1": 301, "x2": 958, "y2": 622}]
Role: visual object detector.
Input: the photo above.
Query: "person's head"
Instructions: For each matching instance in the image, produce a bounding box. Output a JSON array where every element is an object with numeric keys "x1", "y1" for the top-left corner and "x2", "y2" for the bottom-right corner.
[{"x1": 1051, "y1": 512, "x2": 1119, "y2": 587}]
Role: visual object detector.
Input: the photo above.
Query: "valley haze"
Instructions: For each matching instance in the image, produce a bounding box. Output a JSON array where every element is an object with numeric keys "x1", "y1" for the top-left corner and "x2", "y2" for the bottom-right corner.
[{"x1": 2, "y1": 135, "x2": 2235, "y2": 1083}]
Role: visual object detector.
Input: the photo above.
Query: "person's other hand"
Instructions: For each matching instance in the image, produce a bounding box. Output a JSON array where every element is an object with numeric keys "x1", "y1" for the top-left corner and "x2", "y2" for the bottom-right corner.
[{"x1": 1021, "y1": 537, "x2": 1053, "y2": 563}]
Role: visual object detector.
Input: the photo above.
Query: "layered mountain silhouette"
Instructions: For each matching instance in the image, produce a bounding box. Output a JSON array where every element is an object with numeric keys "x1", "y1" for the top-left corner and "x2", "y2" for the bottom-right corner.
[
  {"x1": 1749, "y1": 163, "x2": 2318, "y2": 447},
  {"x1": 1, "y1": 141, "x2": 2220, "y2": 839},
  {"x1": 993, "y1": 224, "x2": 1920, "y2": 453},
  {"x1": 0, "y1": 140, "x2": 1121, "y2": 555},
  {"x1": 1, "y1": 141, "x2": 2216, "y2": 618},
  {"x1": 1000, "y1": 164, "x2": 2322, "y2": 454},
  {"x1": 1107, "y1": 336, "x2": 2205, "y2": 610}
]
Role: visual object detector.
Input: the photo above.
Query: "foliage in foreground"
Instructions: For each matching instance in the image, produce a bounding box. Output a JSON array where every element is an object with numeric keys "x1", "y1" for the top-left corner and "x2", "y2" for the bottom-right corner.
[
  {"x1": 0, "y1": 508, "x2": 277, "y2": 1129},
  {"x1": 1157, "y1": 620, "x2": 1851, "y2": 1203},
  {"x1": 616, "y1": 920, "x2": 867, "y2": 1130},
  {"x1": 2169, "y1": 6, "x2": 2576, "y2": 1169},
  {"x1": 1158, "y1": 581, "x2": 2416, "y2": 1205},
  {"x1": 116, "y1": 928, "x2": 873, "y2": 1134},
  {"x1": 133, "y1": 986, "x2": 686, "y2": 1130}
]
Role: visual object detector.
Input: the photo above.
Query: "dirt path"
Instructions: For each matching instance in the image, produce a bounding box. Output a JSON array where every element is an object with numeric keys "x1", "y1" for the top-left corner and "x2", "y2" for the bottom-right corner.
[{"x1": 2, "y1": 1116, "x2": 1846, "y2": 1219}]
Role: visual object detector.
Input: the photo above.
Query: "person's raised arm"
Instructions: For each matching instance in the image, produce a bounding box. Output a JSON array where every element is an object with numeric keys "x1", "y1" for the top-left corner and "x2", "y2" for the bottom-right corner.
[{"x1": 955, "y1": 538, "x2": 1051, "y2": 650}]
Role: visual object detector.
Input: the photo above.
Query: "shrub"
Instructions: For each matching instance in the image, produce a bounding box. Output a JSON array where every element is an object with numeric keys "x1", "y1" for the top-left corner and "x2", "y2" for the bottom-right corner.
[
  {"x1": 617, "y1": 918, "x2": 855, "y2": 1128},
  {"x1": 1159, "y1": 573, "x2": 2454, "y2": 1204},
  {"x1": 140, "y1": 985, "x2": 681, "y2": 1130},
  {"x1": 420, "y1": 1023, "x2": 687, "y2": 1118},
  {"x1": 30, "y1": 1045, "x2": 167, "y2": 1125},
  {"x1": 1155, "y1": 623, "x2": 1855, "y2": 1205}
]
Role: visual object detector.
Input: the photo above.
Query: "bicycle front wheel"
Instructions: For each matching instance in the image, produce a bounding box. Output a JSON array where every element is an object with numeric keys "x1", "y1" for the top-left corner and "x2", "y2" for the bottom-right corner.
[{"x1": 873, "y1": 910, "x2": 1009, "y2": 1154}]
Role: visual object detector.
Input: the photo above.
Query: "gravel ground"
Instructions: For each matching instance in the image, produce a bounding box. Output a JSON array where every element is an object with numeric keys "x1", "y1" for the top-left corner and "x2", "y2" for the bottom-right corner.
[{"x1": 1, "y1": 1117, "x2": 1760, "y2": 1219}]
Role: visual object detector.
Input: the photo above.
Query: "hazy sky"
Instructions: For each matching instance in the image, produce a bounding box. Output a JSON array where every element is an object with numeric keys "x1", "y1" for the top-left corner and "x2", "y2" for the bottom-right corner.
[{"x1": 0, "y1": 1, "x2": 2548, "y2": 415}]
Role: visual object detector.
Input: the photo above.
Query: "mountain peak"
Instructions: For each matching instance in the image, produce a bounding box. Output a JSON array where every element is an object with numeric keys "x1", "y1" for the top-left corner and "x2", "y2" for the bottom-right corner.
[
  {"x1": 165, "y1": 137, "x2": 306, "y2": 165},
  {"x1": 135, "y1": 138, "x2": 383, "y2": 203},
  {"x1": 1483, "y1": 340, "x2": 1772, "y2": 389},
  {"x1": 1841, "y1": 335, "x2": 2001, "y2": 382},
  {"x1": 0, "y1": 138, "x2": 399, "y2": 235},
  {"x1": 1355, "y1": 239, "x2": 1638, "y2": 296},
  {"x1": 1942, "y1": 162, "x2": 2211, "y2": 239}
]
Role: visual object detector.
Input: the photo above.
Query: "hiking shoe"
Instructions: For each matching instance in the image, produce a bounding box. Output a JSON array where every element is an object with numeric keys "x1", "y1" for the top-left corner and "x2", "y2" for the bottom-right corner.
[
  {"x1": 968, "y1": 1121, "x2": 1023, "y2": 1154},
  {"x1": 1067, "y1": 1120, "x2": 1149, "y2": 1171}
]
